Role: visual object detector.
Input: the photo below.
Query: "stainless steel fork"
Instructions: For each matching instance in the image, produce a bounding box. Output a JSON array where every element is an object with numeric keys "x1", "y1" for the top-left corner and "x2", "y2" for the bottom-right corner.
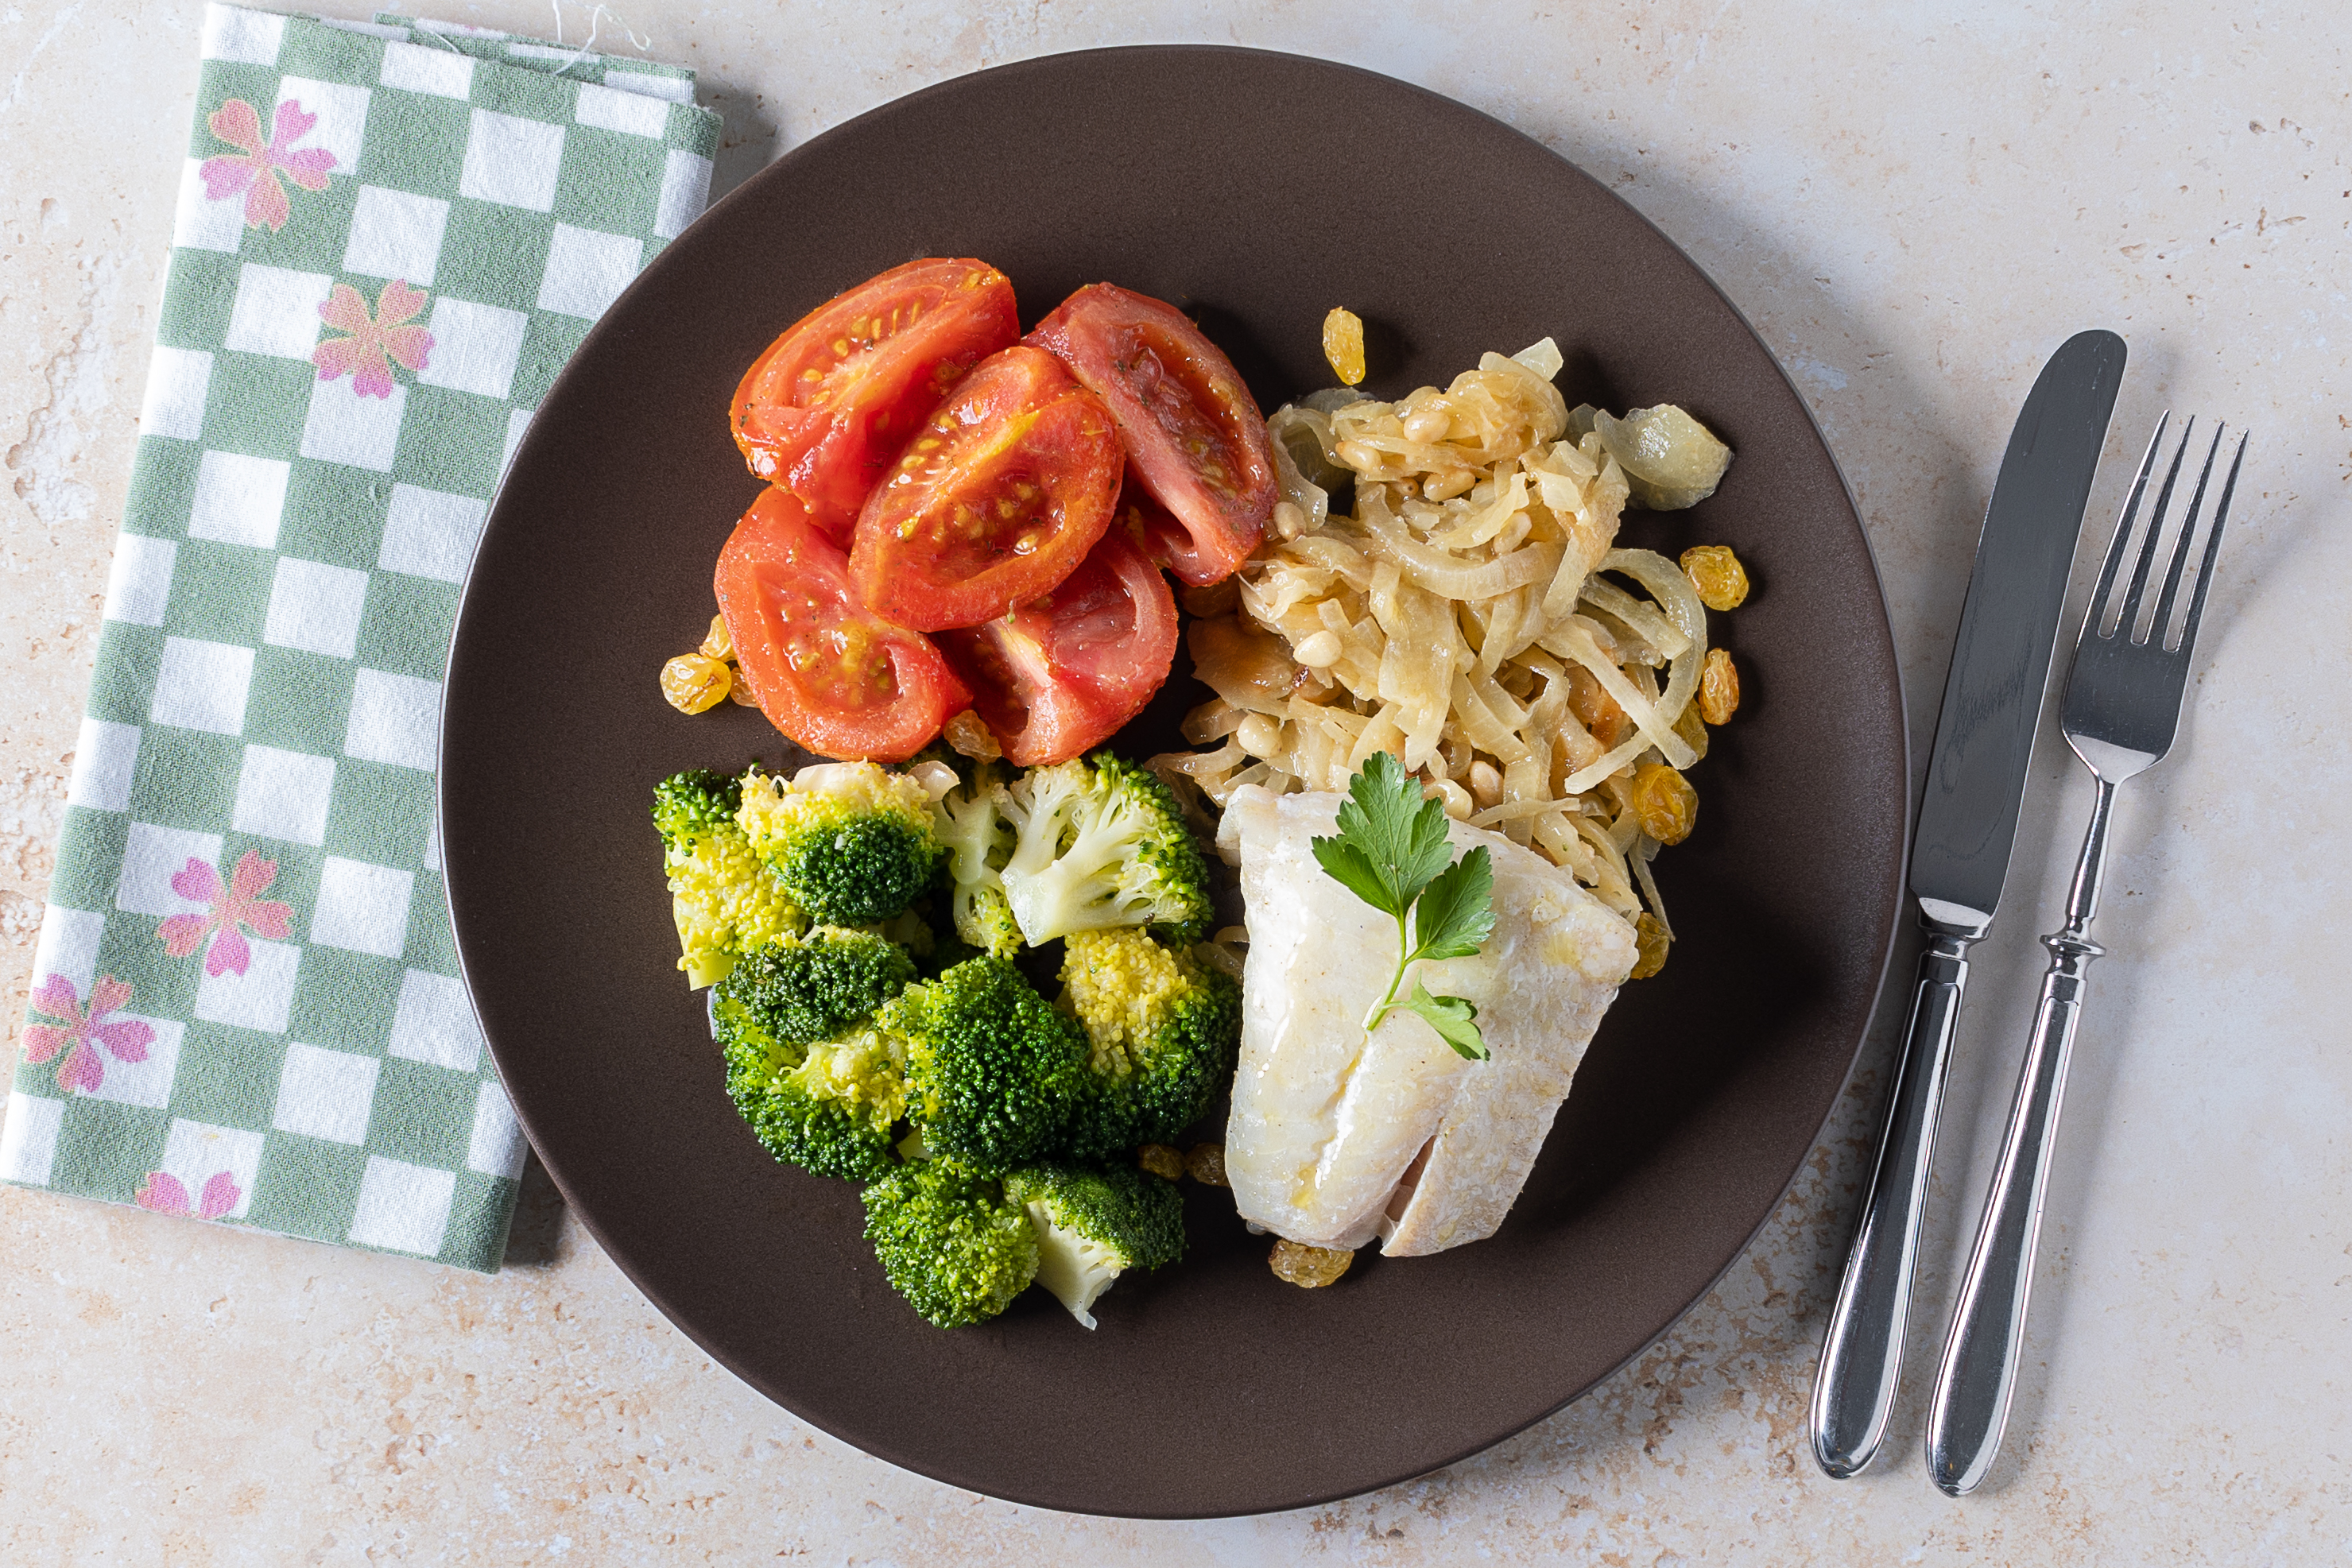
[{"x1": 1924, "y1": 415, "x2": 2248, "y2": 1496}]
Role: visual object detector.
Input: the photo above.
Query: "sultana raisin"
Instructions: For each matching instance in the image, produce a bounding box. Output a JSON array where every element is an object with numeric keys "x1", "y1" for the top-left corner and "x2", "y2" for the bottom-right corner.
[
  {"x1": 1680, "y1": 544, "x2": 1749, "y2": 610},
  {"x1": 1629, "y1": 761, "x2": 1698, "y2": 846},
  {"x1": 699, "y1": 613, "x2": 734, "y2": 661},
  {"x1": 1269, "y1": 1238, "x2": 1354, "y2": 1288},
  {"x1": 661, "y1": 653, "x2": 732, "y2": 714},
  {"x1": 1137, "y1": 1143, "x2": 1184, "y2": 1181},
  {"x1": 1629, "y1": 912, "x2": 1670, "y2": 979},
  {"x1": 1184, "y1": 1143, "x2": 1229, "y2": 1187},
  {"x1": 1566, "y1": 666, "x2": 1630, "y2": 748},
  {"x1": 1179, "y1": 577, "x2": 1242, "y2": 621},
  {"x1": 1322, "y1": 308, "x2": 1366, "y2": 387},
  {"x1": 1672, "y1": 699, "x2": 1710, "y2": 761},
  {"x1": 943, "y1": 708, "x2": 1001, "y2": 762},
  {"x1": 1699, "y1": 648, "x2": 1740, "y2": 725}
]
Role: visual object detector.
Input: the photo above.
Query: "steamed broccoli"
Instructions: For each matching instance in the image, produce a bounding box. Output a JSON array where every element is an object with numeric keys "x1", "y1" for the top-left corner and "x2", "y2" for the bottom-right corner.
[
  {"x1": 932, "y1": 765, "x2": 1022, "y2": 958},
  {"x1": 715, "y1": 929, "x2": 916, "y2": 1180},
  {"x1": 738, "y1": 761, "x2": 944, "y2": 928},
  {"x1": 654, "y1": 769, "x2": 743, "y2": 852},
  {"x1": 997, "y1": 753, "x2": 1214, "y2": 946},
  {"x1": 1004, "y1": 1163, "x2": 1186, "y2": 1329},
  {"x1": 862, "y1": 1160, "x2": 1040, "y2": 1327},
  {"x1": 1056, "y1": 927, "x2": 1242, "y2": 1159},
  {"x1": 656, "y1": 769, "x2": 803, "y2": 988},
  {"x1": 889, "y1": 955, "x2": 1090, "y2": 1175}
]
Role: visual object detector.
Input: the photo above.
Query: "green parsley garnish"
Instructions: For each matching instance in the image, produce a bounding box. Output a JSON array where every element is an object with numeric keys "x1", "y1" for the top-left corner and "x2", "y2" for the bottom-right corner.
[{"x1": 1309, "y1": 752, "x2": 1498, "y2": 1060}]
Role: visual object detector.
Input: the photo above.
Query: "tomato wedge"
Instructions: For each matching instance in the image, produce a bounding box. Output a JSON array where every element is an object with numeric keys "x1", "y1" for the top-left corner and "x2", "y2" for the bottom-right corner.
[
  {"x1": 1026, "y1": 284, "x2": 1276, "y2": 586},
  {"x1": 732, "y1": 259, "x2": 1019, "y2": 540},
  {"x1": 850, "y1": 345, "x2": 1122, "y2": 632},
  {"x1": 714, "y1": 487, "x2": 970, "y2": 763},
  {"x1": 933, "y1": 527, "x2": 1178, "y2": 768}
]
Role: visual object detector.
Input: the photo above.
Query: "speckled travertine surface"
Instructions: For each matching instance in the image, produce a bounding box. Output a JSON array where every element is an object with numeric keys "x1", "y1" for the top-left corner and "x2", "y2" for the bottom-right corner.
[{"x1": 4, "y1": 2, "x2": 2347, "y2": 1560}]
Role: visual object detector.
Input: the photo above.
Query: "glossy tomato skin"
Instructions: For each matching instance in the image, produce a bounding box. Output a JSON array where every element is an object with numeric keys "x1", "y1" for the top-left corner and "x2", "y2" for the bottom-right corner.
[
  {"x1": 934, "y1": 526, "x2": 1178, "y2": 768},
  {"x1": 714, "y1": 488, "x2": 970, "y2": 763},
  {"x1": 732, "y1": 259, "x2": 1019, "y2": 540},
  {"x1": 850, "y1": 345, "x2": 1122, "y2": 632},
  {"x1": 1026, "y1": 283, "x2": 1276, "y2": 586}
]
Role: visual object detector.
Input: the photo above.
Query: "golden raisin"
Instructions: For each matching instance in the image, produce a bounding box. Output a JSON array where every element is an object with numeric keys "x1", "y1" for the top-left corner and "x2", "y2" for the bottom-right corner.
[
  {"x1": 943, "y1": 708, "x2": 1001, "y2": 762},
  {"x1": 1629, "y1": 762, "x2": 1698, "y2": 846},
  {"x1": 699, "y1": 613, "x2": 734, "y2": 660},
  {"x1": 1680, "y1": 544, "x2": 1749, "y2": 610},
  {"x1": 1699, "y1": 648, "x2": 1740, "y2": 725},
  {"x1": 661, "y1": 653, "x2": 732, "y2": 714},
  {"x1": 727, "y1": 669, "x2": 760, "y2": 706},
  {"x1": 1178, "y1": 576, "x2": 1242, "y2": 620},
  {"x1": 1184, "y1": 1143, "x2": 1229, "y2": 1187},
  {"x1": 1565, "y1": 666, "x2": 1630, "y2": 748},
  {"x1": 1137, "y1": 1143, "x2": 1185, "y2": 1181},
  {"x1": 1629, "y1": 912, "x2": 1670, "y2": 979},
  {"x1": 1322, "y1": 308, "x2": 1366, "y2": 386},
  {"x1": 1672, "y1": 699, "x2": 1710, "y2": 761},
  {"x1": 1269, "y1": 1238, "x2": 1354, "y2": 1288}
]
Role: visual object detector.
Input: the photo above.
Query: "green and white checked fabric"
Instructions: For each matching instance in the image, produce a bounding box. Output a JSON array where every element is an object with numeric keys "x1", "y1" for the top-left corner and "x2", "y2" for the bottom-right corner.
[
  {"x1": 368, "y1": 13, "x2": 699, "y2": 99},
  {"x1": 0, "y1": 5, "x2": 719, "y2": 1272}
]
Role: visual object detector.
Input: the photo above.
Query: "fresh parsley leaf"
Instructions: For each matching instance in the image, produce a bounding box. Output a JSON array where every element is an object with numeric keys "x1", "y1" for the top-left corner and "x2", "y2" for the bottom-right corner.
[
  {"x1": 1403, "y1": 983, "x2": 1487, "y2": 1060},
  {"x1": 1308, "y1": 835, "x2": 1394, "y2": 917},
  {"x1": 1315, "y1": 754, "x2": 1501, "y2": 1055},
  {"x1": 1409, "y1": 846, "x2": 1496, "y2": 962},
  {"x1": 1324, "y1": 750, "x2": 1454, "y2": 915}
]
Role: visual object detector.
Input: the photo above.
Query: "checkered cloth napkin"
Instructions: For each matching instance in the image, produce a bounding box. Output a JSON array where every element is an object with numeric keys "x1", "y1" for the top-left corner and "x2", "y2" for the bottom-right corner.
[{"x1": 0, "y1": 5, "x2": 719, "y2": 1271}]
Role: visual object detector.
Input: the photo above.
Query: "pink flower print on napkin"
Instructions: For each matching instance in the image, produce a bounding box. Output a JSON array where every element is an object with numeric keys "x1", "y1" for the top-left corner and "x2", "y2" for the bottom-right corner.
[
  {"x1": 21, "y1": 974, "x2": 154, "y2": 1095},
  {"x1": 156, "y1": 850, "x2": 295, "y2": 978},
  {"x1": 200, "y1": 98, "x2": 337, "y2": 233},
  {"x1": 136, "y1": 1170, "x2": 241, "y2": 1221},
  {"x1": 312, "y1": 280, "x2": 435, "y2": 398}
]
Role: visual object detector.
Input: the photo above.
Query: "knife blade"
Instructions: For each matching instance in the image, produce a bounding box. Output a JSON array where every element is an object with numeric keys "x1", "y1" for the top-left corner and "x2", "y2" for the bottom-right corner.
[{"x1": 1808, "y1": 329, "x2": 2125, "y2": 1481}]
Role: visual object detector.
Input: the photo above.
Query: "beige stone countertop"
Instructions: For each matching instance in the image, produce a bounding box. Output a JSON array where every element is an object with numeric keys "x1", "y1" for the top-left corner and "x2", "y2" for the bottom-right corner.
[{"x1": 5, "y1": 1, "x2": 2347, "y2": 1561}]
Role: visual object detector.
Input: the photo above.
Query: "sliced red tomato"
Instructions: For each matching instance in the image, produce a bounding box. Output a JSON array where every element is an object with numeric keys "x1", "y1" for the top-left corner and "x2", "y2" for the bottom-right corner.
[
  {"x1": 1026, "y1": 284, "x2": 1276, "y2": 586},
  {"x1": 849, "y1": 346, "x2": 1122, "y2": 632},
  {"x1": 933, "y1": 527, "x2": 1178, "y2": 768},
  {"x1": 1106, "y1": 470, "x2": 1206, "y2": 585},
  {"x1": 714, "y1": 487, "x2": 970, "y2": 763},
  {"x1": 731, "y1": 258, "x2": 1019, "y2": 540}
]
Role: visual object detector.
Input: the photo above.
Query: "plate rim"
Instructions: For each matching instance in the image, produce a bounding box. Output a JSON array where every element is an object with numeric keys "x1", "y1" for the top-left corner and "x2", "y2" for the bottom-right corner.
[{"x1": 441, "y1": 41, "x2": 1912, "y2": 1518}]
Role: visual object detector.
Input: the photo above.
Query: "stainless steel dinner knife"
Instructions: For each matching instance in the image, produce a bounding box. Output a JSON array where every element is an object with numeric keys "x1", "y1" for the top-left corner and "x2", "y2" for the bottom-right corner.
[{"x1": 1808, "y1": 329, "x2": 2125, "y2": 1481}]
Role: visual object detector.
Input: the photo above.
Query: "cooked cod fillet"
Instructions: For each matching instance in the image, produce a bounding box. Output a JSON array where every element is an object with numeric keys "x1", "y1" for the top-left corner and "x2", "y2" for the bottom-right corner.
[{"x1": 1217, "y1": 785, "x2": 1638, "y2": 1256}]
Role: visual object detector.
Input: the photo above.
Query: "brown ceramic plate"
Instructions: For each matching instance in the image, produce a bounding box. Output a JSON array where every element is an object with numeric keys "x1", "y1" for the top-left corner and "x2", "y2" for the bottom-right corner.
[{"x1": 441, "y1": 46, "x2": 1906, "y2": 1518}]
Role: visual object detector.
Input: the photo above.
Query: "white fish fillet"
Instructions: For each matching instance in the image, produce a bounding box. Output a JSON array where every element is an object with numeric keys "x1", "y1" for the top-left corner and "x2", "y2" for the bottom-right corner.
[{"x1": 1218, "y1": 785, "x2": 1638, "y2": 1256}]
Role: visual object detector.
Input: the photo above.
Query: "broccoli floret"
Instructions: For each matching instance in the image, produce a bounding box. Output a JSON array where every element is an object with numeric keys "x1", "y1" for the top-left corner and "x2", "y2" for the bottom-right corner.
[
  {"x1": 862, "y1": 1160, "x2": 1040, "y2": 1327},
  {"x1": 932, "y1": 765, "x2": 1022, "y2": 958},
  {"x1": 998, "y1": 753, "x2": 1214, "y2": 946},
  {"x1": 657, "y1": 769, "x2": 802, "y2": 988},
  {"x1": 890, "y1": 955, "x2": 1089, "y2": 1175},
  {"x1": 715, "y1": 929, "x2": 916, "y2": 1181},
  {"x1": 1004, "y1": 1163, "x2": 1185, "y2": 1329},
  {"x1": 1056, "y1": 927, "x2": 1241, "y2": 1159},
  {"x1": 737, "y1": 761, "x2": 944, "y2": 928},
  {"x1": 654, "y1": 769, "x2": 742, "y2": 851}
]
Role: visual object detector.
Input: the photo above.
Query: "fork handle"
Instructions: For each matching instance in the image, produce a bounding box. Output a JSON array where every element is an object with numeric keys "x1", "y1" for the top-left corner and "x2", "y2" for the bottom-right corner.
[
  {"x1": 1927, "y1": 773, "x2": 2117, "y2": 1496},
  {"x1": 1809, "y1": 915, "x2": 1976, "y2": 1478}
]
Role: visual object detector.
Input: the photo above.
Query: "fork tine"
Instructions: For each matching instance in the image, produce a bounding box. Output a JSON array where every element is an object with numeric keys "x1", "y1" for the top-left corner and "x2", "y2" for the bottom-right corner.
[
  {"x1": 2149, "y1": 423, "x2": 2226, "y2": 648},
  {"x1": 2088, "y1": 412, "x2": 2169, "y2": 641},
  {"x1": 2172, "y1": 430, "x2": 2248, "y2": 656},
  {"x1": 2116, "y1": 416, "x2": 2195, "y2": 640}
]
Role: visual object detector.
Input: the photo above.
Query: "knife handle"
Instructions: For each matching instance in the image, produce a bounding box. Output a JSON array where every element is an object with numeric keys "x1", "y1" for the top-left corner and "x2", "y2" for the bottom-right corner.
[
  {"x1": 1808, "y1": 917, "x2": 1975, "y2": 1479},
  {"x1": 1926, "y1": 775, "x2": 2114, "y2": 1495}
]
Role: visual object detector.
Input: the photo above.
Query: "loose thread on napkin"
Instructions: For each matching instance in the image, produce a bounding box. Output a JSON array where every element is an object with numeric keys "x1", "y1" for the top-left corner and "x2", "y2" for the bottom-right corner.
[{"x1": 0, "y1": 4, "x2": 719, "y2": 1272}]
